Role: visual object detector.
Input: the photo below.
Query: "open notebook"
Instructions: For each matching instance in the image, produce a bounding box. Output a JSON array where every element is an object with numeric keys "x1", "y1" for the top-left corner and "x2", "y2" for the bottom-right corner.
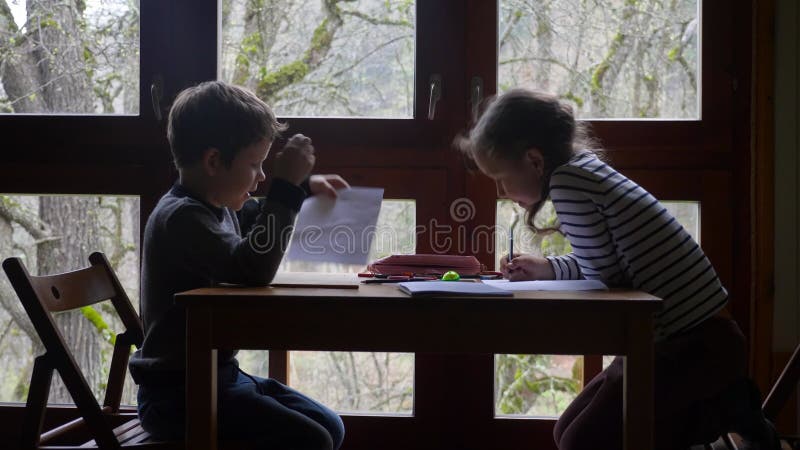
[{"x1": 397, "y1": 281, "x2": 513, "y2": 297}]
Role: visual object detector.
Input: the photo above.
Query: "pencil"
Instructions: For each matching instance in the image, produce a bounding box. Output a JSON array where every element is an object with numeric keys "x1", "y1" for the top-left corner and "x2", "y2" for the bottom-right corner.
[{"x1": 509, "y1": 210, "x2": 519, "y2": 263}]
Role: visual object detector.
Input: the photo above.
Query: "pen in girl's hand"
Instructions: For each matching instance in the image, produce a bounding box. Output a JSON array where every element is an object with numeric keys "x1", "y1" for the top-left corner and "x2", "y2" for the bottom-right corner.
[{"x1": 509, "y1": 210, "x2": 520, "y2": 262}]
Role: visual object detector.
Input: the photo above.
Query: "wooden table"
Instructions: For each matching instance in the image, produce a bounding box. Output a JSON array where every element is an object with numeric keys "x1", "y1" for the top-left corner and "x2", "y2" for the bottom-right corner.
[{"x1": 176, "y1": 284, "x2": 661, "y2": 450}]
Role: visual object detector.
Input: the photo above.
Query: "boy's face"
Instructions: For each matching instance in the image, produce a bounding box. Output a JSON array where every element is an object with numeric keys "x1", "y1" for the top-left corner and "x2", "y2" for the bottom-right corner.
[
  {"x1": 473, "y1": 148, "x2": 544, "y2": 209},
  {"x1": 208, "y1": 138, "x2": 271, "y2": 211}
]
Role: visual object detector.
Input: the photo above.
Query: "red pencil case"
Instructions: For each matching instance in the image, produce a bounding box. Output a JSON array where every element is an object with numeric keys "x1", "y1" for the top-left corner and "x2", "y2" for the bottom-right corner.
[{"x1": 366, "y1": 254, "x2": 484, "y2": 276}]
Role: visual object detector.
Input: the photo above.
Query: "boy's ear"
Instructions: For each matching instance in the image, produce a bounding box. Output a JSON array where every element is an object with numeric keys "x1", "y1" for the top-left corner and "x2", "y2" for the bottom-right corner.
[
  {"x1": 201, "y1": 148, "x2": 222, "y2": 175},
  {"x1": 525, "y1": 148, "x2": 544, "y2": 176}
]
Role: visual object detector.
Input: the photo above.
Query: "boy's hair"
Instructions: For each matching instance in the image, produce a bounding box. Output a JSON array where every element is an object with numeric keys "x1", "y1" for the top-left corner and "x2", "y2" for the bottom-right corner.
[
  {"x1": 454, "y1": 88, "x2": 600, "y2": 233},
  {"x1": 167, "y1": 81, "x2": 287, "y2": 169}
]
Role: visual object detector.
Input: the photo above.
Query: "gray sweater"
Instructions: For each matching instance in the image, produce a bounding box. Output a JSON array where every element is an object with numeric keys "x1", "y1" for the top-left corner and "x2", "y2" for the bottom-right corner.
[{"x1": 129, "y1": 180, "x2": 305, "y2": 385}]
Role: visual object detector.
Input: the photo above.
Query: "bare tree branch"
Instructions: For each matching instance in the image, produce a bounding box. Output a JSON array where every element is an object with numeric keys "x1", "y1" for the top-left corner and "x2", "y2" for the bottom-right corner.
[
  {"x1": 330, "y1": 33, "x2": 411, "y2": 78},
  {"x1": 340, "y1": 9, "x2": 412, "y2": 28},
  {"x1": 0, "y1": 196, "x2": 54, "y2": 241}
]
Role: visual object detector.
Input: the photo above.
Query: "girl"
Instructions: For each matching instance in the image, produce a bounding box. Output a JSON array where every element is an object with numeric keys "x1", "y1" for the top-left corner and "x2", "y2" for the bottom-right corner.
[{"x1": 457, "y1": 89, "x2": 777, "y2": 450}]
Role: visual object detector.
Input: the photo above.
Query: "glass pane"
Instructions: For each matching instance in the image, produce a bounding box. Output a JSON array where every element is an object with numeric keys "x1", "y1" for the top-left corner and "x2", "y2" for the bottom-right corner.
[
  {"x1": 290, "y1": 351, "x2": 414, "y2": 414},
  {"x1": 219, "y1": 0, "x2": 415, "y2": 118},
  {"x1": 0, "y1": 195, "x2": 140, "y2": 405},
  {"x1": 0, "y1": 1, "x2": 140, "y2": 114},
  {"x1": 663, "y1": 201, "x2": 700, "y2": 244},
  {"x1": 498, "y1": 0, "x2": 700, "y2": 119},
  {"x1": 239, "y1": 200, "x2": 416, "y2": 414},
  {"x1": 495, "y1": 200, "x2": 571, "y2": 271},
  {"x1": 495, "y1": 354, "x2": 581, "y2": 417}
]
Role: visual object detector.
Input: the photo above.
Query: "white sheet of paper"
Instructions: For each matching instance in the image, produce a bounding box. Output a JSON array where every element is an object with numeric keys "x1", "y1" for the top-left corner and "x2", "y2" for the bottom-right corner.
[
  {"x1": 482, "y1": 279, "x2": 609, "y2": 291},
  {"x1": 397, "y1": 281, "x2": 513, "y2": 297},
  {"x1": 285, "y1": 187, "x2": 384, "y2": 265}
]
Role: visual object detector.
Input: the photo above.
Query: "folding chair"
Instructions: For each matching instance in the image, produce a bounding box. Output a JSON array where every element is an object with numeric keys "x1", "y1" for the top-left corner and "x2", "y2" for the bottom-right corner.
[
  {"x1": 2, "y1": 252, "x2": 179, "y2": 449},
  {"x1": 760, "y1": 341, "x2": 800, "y2": 449}
]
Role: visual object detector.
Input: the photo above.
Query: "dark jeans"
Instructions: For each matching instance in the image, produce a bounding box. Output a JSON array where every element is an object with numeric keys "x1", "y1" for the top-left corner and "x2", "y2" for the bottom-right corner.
[
  {"x1": 137, "y1": 363, "x2": 345, "y2": 450},
  {"x1": 553, "y1": 316, "x2": 747, "y2": 450}
]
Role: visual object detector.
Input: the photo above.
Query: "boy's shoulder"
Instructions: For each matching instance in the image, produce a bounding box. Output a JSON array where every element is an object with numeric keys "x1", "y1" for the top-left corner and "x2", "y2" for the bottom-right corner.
[{"x1": 147, "y1": 186, "x2": 228, "y2": 235}]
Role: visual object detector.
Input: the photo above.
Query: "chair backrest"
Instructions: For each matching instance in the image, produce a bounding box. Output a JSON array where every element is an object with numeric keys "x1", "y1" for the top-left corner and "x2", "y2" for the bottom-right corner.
[
  {"x1": 763, "y1": 341, "x2": 800, "y2": 422},
  {"x1": 2, "y1": 252, "x2": 145, "y2": 449}
]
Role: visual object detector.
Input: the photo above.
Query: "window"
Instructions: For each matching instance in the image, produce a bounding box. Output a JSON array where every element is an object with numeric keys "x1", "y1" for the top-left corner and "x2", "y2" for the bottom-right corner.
[
  {"x1": 498, "y1": 0, "x2": 700, "y2": 119},
  {"x1": 0, "y1": 194, "x2": 140, "y2": 405},
  {"x1": 0, "y1": 0, "x2": 750, "y2": 449},
  {"x1": 219, "y1": 0, "x2": 415, "y2": 118},
  {"x1": 0, "y1": 0, "x2": 140, "y2": 115}
]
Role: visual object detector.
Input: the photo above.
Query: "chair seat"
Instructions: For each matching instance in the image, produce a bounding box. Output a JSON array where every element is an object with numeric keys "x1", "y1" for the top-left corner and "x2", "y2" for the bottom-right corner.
[{"x1": 40, "y1": 417, "x2": 182, "y2": 449}]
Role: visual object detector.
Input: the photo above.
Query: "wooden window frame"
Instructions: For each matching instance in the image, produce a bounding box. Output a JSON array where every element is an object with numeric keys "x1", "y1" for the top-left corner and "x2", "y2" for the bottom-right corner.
[{"x1": 0, "y1": 1, "x2": 763, "y2": 449}]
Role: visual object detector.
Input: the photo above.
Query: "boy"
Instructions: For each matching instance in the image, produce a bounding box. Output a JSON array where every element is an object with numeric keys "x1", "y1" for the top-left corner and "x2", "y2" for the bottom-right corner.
[{"x1": 129, "y1": 81, "x2": 346, "y2": 450}]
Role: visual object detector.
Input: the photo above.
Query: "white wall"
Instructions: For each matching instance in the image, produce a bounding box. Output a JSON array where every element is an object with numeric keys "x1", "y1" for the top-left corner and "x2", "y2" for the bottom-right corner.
[{"x1": 774, "y1": 0, "x2": 800, "y2": 353}]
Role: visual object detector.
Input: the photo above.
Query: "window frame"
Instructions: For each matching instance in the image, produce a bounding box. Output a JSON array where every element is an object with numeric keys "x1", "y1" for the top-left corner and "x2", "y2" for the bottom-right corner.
[{"x1": 0, "y1": 0, "x2": 761, "y2": 449}]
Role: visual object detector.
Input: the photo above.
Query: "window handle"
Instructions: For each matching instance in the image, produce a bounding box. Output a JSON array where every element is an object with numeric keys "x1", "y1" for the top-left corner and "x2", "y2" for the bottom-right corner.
[
  {"x1": 150, "y1": 75, "x2": 164, "y2": 121},
  {"x1": 470, "y1": 76, "x2": 484, "y2": 122},
  {"x1": 428, "y1": 74, "x2": 442, "y2": 120}
]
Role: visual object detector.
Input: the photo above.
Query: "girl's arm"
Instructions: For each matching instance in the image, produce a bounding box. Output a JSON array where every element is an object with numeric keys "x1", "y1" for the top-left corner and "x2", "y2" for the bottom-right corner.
[{"x1": 546, "y1": 253, "x2": 585, "y2": 280}]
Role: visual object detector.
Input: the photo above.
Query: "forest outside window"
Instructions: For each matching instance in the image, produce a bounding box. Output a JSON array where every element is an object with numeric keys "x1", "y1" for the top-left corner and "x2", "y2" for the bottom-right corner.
[
  {"x1": 0, "y1": 0, "x2": 140, "y2": 115},
  {"x1": 219, "y1": 0, "x2": 415, "y2": 118},
  {"x1": 0, "y1": 195, "x2": 140, "y2": 405},
  {"x1": 498, "y1": 0, "x2": 700, "y2": 119}
]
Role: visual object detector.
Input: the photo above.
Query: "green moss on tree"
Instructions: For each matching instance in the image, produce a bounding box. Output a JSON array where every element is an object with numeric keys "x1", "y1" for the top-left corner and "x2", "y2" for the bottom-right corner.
[
  {"x1": 257, "y1": 60, "x2": 309, "y2": 100},
  {"x1": 561, "y1": 92, "x2": 584, "y2": 108},
  {"x1": 80, "y1": 306, "x2": 115, "y2": 345}
]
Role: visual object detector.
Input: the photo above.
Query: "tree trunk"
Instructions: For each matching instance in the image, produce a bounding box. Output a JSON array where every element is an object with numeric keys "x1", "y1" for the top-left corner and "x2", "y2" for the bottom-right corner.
[
  {"x1": 234, "y1": 0, "x2": 287, "y2": 89},
  {"x1": 589, "y1": 0, "x2": 640, "y2": 117},
  {"x1": 27, "y1": 0, "x2": 93, "y2": 113},
  {"x1": 533, "y1": 2, "x2": 553, "y2": 92},
  {"x1": 38, "y1": 196, "x2": 104, "y2": 404},
  {"x1": 0, "y1": 0, "x2": 48, "y2": 112}
]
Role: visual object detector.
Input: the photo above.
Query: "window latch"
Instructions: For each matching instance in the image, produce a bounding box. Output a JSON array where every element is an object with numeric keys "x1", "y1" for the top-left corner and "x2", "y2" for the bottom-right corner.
[
  {"x1": 470, "y1": 76, "x2": 484, "y2": 122},
  {"x1": 150, "y1": 75, "x2": 164, "y2": 121},
  {"x1": 428, "y1": 74, "x2": 442, "y2": 120}
]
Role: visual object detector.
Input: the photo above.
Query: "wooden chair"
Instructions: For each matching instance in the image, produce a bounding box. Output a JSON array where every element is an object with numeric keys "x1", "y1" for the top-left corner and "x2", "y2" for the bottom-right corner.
[
  {"x1": 759, "y1": 342, "x2": 800, "y2": 449},
  {"x1": 2, "y1": 252, "x2": 180, "y2": 449},
  {"x1": 709, "y1": 335, "x2": 800, "y2": 450},
  {"x1": 688, "y1": 357, "x2": 799, "y2": 450}
]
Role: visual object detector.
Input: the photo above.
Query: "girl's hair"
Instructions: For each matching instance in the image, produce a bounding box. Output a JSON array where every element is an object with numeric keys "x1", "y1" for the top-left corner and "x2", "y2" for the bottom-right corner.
[{"x1": 455, "y1": 89, "x2": 602, "y2": 233}]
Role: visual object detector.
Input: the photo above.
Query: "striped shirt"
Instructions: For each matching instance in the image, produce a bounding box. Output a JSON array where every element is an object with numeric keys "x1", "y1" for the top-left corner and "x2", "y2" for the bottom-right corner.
[{"x1": 546, "y1": 151, "x2": 728, "y2": 340}]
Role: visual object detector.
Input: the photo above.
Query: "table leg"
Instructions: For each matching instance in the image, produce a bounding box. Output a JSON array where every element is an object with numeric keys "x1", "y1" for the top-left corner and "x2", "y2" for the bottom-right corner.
[
  {"x1": 187, "y1": 305, "x2": 218, "y2": 450},
  {"x1": 623, "y1": 315, "x2": 654, "y2": 450}
]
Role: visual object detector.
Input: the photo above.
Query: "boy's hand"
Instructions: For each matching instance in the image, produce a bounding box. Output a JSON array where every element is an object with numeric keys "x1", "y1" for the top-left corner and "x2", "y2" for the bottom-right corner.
[
  {"x1": 500, "y1": 253, "x2": 555, "y2": 281},
  {"x1": 309, "y1": 174, "x2": 351, "y2": 198},
  {"x1": 273, "y1": 134, "x2": 315, "y2": 185}
]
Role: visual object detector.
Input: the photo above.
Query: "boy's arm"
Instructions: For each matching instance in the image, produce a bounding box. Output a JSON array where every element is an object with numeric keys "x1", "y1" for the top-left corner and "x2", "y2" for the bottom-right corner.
[
  {"x1": 171, "y1": 178, "x2": 305, "y2": 285},
  {"x1": 238, "y1": 177, "x2": 311, "y2": 236}
]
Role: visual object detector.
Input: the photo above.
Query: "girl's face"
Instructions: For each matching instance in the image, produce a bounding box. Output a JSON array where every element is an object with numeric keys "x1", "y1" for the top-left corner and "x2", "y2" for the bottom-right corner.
[{"x1": 473, "y1": 148, "x2": 545, "y2": 209}]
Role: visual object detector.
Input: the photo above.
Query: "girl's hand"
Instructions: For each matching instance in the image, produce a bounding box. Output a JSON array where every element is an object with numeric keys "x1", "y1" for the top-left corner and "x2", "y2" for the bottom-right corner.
[
  {"x1": 273, "y1": 134, "x2": 315, "y2": 185},
  {"x1": 309, "y1": 174, "x2": 350, "y2": 198},
  {"x1": 500, "y1": 253, "x2": 555, "y2": 281}
]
